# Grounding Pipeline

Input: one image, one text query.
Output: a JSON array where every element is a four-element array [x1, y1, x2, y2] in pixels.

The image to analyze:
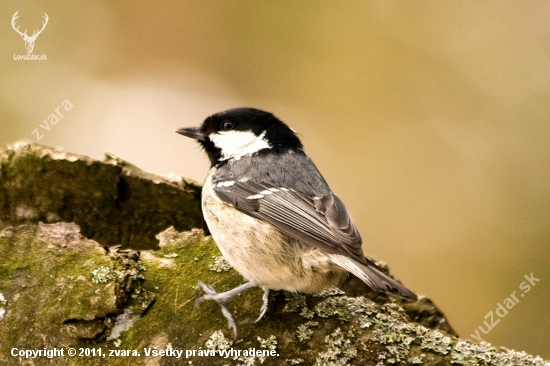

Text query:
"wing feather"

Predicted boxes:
[[215, 180, 365, 263], [327, 254, 418, 301]]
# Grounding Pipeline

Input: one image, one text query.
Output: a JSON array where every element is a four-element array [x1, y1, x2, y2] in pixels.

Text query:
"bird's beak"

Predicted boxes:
[[175, 126, 206, 141]]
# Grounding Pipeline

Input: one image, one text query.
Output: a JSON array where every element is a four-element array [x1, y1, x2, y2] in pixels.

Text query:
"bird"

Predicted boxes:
[[175, 108, 417, 338]]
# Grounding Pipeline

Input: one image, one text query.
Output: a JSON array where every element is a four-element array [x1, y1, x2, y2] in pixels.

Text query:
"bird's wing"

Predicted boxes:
[[214, 178, 418, 301], [214, 179, 366, 263]]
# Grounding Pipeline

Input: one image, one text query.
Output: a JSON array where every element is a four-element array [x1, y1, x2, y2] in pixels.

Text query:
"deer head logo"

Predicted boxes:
[[11, 11, 49, 54]]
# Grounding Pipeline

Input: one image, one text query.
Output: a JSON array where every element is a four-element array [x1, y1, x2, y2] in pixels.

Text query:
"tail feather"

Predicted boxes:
[[328, 254, 418, 301]]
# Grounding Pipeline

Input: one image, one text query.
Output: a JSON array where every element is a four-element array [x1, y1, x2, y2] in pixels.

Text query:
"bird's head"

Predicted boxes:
[[176, 108, 303, 166]]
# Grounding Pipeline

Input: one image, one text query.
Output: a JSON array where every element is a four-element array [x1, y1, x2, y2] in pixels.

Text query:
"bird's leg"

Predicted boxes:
[[254, 287, 270, 323], [195, 281, 256, 339]]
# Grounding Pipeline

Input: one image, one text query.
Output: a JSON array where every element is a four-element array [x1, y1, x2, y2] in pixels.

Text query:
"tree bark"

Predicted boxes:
[[0, 144, 548, 366]]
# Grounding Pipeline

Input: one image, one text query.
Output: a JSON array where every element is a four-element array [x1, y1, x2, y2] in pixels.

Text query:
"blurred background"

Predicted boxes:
[[1, 1, 549, 357]]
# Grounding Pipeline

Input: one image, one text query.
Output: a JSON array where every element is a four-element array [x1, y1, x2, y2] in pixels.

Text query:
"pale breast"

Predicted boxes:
[[201, 168, 347, 293]]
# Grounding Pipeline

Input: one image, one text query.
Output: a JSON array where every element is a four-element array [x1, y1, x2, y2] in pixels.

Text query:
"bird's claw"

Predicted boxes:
[[254, 287, 269, 324], [195, 281, 238, 339]]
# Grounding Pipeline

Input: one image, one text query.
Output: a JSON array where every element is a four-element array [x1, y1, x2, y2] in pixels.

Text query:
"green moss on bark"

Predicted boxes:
[[0, 145, 205, 250], [0, 144, 548, 365]]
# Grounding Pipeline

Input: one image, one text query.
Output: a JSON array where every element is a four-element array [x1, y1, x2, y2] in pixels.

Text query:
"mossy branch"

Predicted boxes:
[[0, 144, 548, 366]]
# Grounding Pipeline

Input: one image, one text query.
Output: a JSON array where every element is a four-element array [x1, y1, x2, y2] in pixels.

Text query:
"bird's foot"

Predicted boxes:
[[195, 281, 255, 340], [254, 287, 270, 323]]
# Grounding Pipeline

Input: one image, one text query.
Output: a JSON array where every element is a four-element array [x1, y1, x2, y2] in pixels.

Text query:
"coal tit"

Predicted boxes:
[[176, 108, 417, 337]]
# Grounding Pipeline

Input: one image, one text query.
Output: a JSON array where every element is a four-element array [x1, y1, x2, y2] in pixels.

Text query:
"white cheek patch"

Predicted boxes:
[[209, 130, 270, 160]]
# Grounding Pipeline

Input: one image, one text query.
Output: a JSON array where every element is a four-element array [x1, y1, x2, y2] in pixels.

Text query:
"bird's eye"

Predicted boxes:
[[220, 121, 234, 131]]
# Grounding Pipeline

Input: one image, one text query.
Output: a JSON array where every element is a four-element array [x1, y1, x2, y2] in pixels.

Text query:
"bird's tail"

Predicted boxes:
[[327, 254, 418, 301]]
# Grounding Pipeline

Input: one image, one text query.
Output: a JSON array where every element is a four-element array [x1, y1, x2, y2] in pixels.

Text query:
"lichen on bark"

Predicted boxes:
[[0, 144, 548, 366], [0, 222, 153, 365]]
